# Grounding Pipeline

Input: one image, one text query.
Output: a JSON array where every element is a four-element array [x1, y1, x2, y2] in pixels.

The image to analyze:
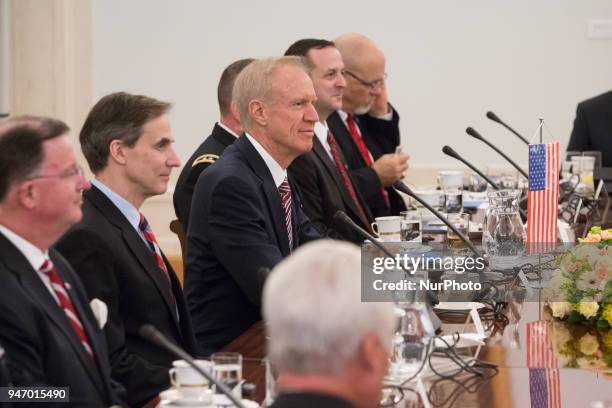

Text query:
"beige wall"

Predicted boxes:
[[9, 0, 182, 256]]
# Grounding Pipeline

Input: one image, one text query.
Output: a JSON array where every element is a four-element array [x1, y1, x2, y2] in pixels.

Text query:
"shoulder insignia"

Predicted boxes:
[[192, 154, 219, 167]]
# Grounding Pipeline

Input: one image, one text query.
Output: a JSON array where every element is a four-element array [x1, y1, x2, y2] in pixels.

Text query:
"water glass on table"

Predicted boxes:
[[211, 352, 243, 398], [446, 212, 470, 248], [400, 210, 422, 243]]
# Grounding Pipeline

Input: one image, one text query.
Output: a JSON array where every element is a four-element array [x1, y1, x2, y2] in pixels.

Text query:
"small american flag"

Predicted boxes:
[[527, 142, 559, 252], [527, 320, 561, 408]]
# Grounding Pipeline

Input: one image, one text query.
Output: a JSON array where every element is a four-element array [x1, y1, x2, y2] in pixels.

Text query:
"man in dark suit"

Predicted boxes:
[[0, 116, 124, 407], [328, 33, 409, 218], [55, 93, 196, 407], [285, 39, 372, 243], [263, 241, 396, 408], [173, 58, 254, 229], [567, 90, 612, 167], [185, 57, 321, 355]]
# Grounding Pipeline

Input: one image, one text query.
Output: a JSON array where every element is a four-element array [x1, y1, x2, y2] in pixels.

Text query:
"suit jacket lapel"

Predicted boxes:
[[0, 236, 107, 399], [235, 136, 291, 255], [85, 187, 181, 330]]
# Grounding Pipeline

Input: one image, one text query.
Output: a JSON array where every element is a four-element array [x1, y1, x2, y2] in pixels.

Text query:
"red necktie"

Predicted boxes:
[[326, 130, 371, 230], [139, 213, 171, 283], [40, 259, 94, 358], [138, 213, 177, 312], [345, 114, 391, 209], [278, 177, 293, 250]]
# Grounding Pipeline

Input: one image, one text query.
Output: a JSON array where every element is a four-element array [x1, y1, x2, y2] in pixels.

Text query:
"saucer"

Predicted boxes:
[[160, 389, 212, 407]]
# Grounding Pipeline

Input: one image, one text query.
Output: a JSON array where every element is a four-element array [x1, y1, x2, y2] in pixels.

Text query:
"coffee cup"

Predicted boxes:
[[371, 216, 402, 242], [169, 359, 213, 399], [437, 170, 463, 190]]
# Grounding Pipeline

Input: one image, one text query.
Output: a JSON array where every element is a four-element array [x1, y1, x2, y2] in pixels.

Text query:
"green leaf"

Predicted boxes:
[[597, 319, 610, 330], [568, 310, 584, 323]]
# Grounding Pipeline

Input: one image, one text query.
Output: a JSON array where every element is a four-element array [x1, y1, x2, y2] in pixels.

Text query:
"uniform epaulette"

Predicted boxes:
[[192, 153, 219, 167]]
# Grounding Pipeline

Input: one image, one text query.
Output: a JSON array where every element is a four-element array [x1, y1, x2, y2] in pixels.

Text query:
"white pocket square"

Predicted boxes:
[[89, 298, 108, 329]]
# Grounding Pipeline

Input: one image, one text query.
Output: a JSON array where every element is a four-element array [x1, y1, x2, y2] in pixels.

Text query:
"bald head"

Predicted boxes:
[[334, 33, 385, 76], [334, 33, 386, 115]]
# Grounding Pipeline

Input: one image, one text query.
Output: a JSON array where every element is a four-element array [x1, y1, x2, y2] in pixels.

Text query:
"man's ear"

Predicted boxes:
[[108, 139, 128, 166], [249, 99, 268, 127], [15, 181, 37, 210], [358, 333, 387, 373]]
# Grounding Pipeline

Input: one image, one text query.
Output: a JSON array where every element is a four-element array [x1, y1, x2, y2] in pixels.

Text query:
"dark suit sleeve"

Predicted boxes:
[[57, 230, 169, 404], [205, 175, 284, 305], [0, 299, 49, 387], [361, 104, 401, 154], [568, 102, 591, 152]]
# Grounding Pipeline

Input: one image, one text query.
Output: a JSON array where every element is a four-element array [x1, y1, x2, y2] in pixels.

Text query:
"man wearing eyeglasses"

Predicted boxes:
[[328, 33, 408, 218], [56, 93, 196, 407], [0, 116, 125, 407]]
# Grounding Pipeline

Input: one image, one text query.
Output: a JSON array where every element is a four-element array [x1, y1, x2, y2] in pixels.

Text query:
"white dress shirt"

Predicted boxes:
[[0, 224, 59, 304], [245, 133, 287, 188], [314, 121, 333, 161], [217, 121, 240, 138]]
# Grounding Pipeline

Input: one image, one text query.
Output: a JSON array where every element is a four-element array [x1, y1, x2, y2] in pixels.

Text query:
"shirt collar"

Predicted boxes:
[[314, 121, 328, 146], [217, 121, 240, 138], [245, 133, 287, 188], [91, 178, 141, 232], [0, 224, 48, 271]]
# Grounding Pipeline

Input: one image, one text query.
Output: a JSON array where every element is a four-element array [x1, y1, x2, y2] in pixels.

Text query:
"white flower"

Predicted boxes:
[[549, 301, 573, 318], [578, 333, 599, 355], [550, 322, 572, 352], [576, 270, 601, 291]]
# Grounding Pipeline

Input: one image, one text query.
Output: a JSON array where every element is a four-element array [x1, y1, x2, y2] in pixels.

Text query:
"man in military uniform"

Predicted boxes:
[[173, 58, 254, 229]]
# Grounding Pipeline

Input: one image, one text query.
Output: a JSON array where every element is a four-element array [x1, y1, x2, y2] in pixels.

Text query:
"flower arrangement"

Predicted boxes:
[[546, 226, 612, 330], [548, 320, 612, 375]]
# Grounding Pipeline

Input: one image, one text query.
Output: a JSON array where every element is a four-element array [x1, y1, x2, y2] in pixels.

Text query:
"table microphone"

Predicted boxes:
[[392, 181, 484, 261], [139, 325, 246, 408], [465, 127, 528, 179], [441, 146, 527, 220], [442, 145, 500, 190], [486, 111, 530, 145]]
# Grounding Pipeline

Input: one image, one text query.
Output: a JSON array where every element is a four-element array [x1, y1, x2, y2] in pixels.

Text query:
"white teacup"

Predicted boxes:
[[415, 190, 443, 208], [371, 216, 402, 242], [437, 170, 463, 190], [169, 359, 213, 399]]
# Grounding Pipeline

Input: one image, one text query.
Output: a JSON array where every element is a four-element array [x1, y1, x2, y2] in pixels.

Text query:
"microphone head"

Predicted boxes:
[[486, 111, 501, 123], [442, 145, 459, 159], [139, 324, 158, 340], [465, 127, 482, 140]]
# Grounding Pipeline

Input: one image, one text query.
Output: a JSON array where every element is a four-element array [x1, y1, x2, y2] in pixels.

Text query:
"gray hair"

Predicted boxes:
[[263, 240, 396, 375], [232, 56, 308, 129]]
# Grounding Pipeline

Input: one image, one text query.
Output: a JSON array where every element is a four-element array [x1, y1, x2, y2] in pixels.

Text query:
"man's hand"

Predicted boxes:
[[368, 84, 390, 117], [371, 152, 409, 186]]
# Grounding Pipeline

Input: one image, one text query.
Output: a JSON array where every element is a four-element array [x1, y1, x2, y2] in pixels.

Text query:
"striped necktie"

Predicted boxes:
[[278, 177, 293, 250], [40, 259, 94, 358], [138, 213, 171, 283]]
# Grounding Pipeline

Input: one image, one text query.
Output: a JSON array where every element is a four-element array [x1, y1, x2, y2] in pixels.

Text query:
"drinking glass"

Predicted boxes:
[[400, 210, 422, 243], [447, 213, 470, 248], [211, 352, 242, 397]]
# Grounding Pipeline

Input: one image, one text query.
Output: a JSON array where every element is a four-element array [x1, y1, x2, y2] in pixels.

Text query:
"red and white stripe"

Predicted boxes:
[[278, 177, 293, 250], [40, 259, 94, 357], [527, 142, 559, 253]]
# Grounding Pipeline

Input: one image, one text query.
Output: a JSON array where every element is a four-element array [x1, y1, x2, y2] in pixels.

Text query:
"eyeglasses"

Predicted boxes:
[[344, 70, 387, 90], [26, 165, 85, 181]]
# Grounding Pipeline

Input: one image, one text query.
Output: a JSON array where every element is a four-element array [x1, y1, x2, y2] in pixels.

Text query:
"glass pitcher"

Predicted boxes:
[[390, 302, 433, 378], [482, 189, 526, 271]]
